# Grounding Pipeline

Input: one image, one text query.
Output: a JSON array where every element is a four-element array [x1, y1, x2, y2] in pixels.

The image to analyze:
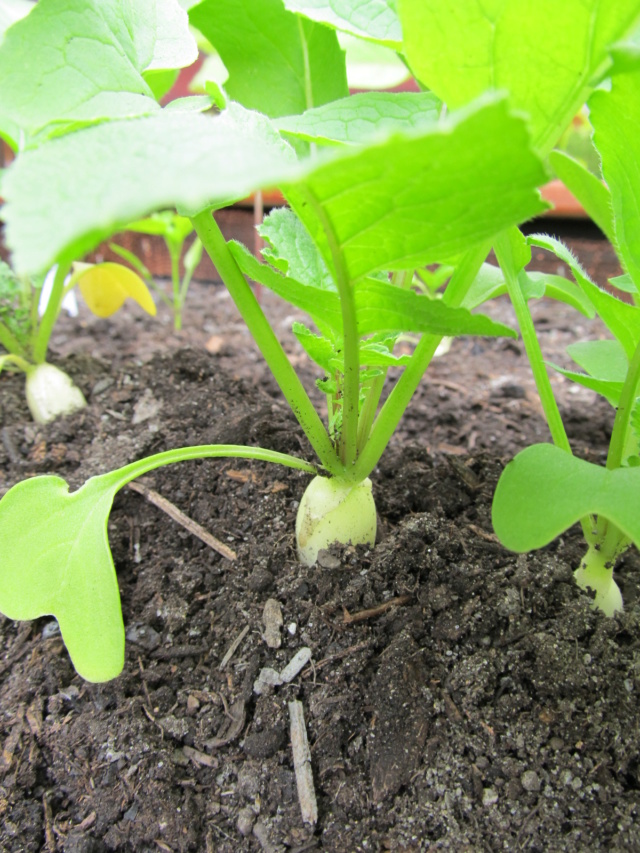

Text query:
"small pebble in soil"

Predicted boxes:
[[482, 788, 499, 806], [262, 598, 284, 649], [521, 770, 541, 792]]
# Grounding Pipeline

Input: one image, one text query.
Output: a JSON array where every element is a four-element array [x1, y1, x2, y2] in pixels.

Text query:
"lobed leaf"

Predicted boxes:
[[493, 443, 640, 552], [284, 94, 548, 281], [400, 0, 640, 155], [0, 0, 197, 148], [275, 92, 441, 146], [259, 207, 336, 291], [190, 0, 348, 118]]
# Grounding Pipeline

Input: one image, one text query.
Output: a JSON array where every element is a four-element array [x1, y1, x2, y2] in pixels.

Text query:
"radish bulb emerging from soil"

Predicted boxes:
[[295, 475, 376, 566], [25, 363, 87, 424]]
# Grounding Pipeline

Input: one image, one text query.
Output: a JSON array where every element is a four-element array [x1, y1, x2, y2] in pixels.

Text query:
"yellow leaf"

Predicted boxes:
[[76, 263, 156, 318]]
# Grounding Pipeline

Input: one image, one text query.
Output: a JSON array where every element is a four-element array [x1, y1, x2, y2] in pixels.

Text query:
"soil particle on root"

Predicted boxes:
[[1, 232, 640, 851]]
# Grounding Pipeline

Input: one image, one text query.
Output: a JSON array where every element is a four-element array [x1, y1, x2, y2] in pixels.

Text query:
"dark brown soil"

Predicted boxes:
[[1, 220, 640, 852]]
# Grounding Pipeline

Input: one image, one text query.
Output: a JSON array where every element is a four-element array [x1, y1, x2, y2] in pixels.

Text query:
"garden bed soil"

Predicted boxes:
[[1, 225, 640, 852]]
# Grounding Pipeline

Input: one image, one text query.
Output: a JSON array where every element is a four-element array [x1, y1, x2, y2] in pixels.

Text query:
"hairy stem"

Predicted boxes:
[[607, 338, 640, 470]]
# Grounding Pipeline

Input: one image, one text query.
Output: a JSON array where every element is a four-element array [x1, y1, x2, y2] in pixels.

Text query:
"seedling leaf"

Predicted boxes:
[[75, 263, 157, 318], [493, 443, 640, 552]]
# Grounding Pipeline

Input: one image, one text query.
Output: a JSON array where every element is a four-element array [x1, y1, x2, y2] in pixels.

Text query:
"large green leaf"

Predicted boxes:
[[275, 92, 441, 146], [590, 72, 640, 289], [493, 443, 640, 552], [282, 0, 402, 49], [190, 0, 347, 118], [0, 0, 197, 148], [284, 94, 548, 281], [400, 0, 640, 154], [2, 105, 298, 276]]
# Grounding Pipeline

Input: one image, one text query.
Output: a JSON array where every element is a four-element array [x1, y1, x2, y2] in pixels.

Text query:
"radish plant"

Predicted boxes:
[[0, 257, 156, 423], [493, 65, 640, 616], [0, 0, 638, 680]]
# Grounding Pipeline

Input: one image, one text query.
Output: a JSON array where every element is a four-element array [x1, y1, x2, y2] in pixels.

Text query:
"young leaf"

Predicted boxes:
[[282, 0, 402, 49], [400, 0, 640, 155], [493, 443, 640, 552], [2, 104, 298, 276], [352, 278, 517, 338], [292, 322, 337, 371], [229, 240, 343, 333], [259, 207, 336, 291], [546, 364, 624, 407], [590, 72, 640, 289], [548, 151, 616, 246], [284, 94, 548, 281], [567, 338, 629, 382], [0, 0, 197, 148], [275, 92, 441, 146], [74, 263, 157, 318], [190, 0, 348, 118], [0, 445, 316, 681], [528, 234, 640, 359]]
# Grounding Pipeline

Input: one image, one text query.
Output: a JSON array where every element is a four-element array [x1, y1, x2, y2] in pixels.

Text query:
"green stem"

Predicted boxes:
[[352, 241, 491, 483], [0, 319, 25, 358], [33, 262, 71, 364], [168, 239, 183, 330], [290, 186, 360, 468], [191, 209, 343, 478], [494, 233, 572, 453], [110, 443, 316, 491], [357, 372, 386, 452], [607, 338, 640, 470]]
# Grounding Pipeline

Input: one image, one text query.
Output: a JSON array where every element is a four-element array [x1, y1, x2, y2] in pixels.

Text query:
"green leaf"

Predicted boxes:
[[353, 278, 516, 338], [0, 444, 315, 681], [547, 363, 624, 407], [292, 321, 337, 371], [492, 443, 640, 552], [590, 73, 640, 290], [549, 151, 615, 245], [259, 207, 336, 291], [400, 0, 640, 155], [359, 339, 410, 368], [282, 0, 402, 48], [229, 240, 343, 332], [567, 338, 629, 382], [610, 273, 639, 295], [2, 105, 298, 276], [0, 0, 33, 41], [0, 475, 125, 682], [528, 233, 640, 359], [190, 0, 348, 118], [461, 265, 594, 317], [275, 92, 441, 146], [284, 94, 548, 281], [609, 22, 640, 75], [0, 0, 197, 148]]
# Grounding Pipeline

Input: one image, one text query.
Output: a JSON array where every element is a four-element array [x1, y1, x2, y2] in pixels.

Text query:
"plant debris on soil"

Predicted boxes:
[[1, 223, 639, 852]]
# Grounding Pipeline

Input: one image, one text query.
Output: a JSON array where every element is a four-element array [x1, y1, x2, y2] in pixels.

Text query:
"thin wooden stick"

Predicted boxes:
[[128, 481, 237, 561], [342, 594, 412, 624], [288, 700, 318, 826]]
